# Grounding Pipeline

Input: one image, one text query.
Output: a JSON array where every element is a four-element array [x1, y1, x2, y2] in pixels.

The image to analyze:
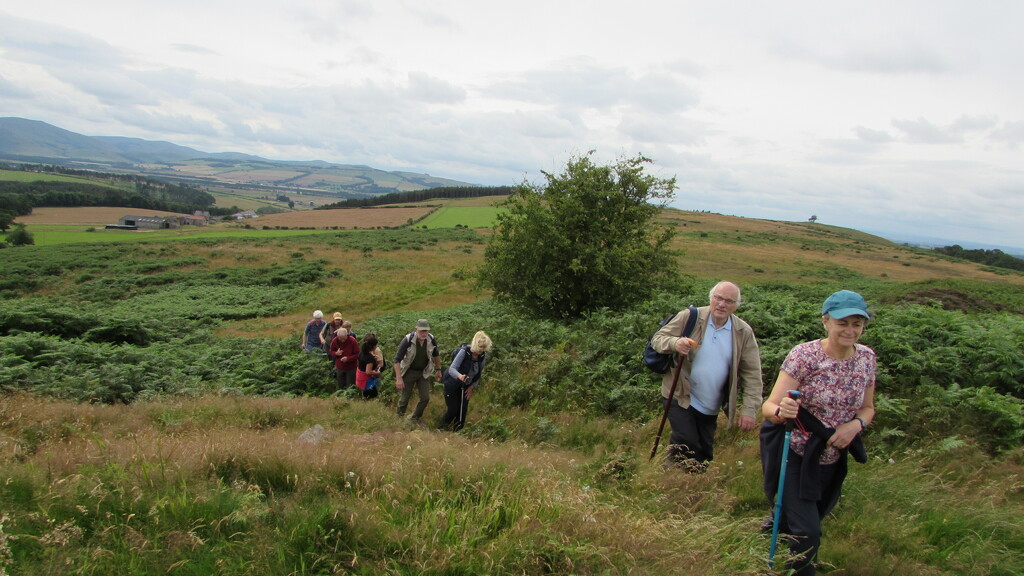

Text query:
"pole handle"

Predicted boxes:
[[784, 390, 801, 431]]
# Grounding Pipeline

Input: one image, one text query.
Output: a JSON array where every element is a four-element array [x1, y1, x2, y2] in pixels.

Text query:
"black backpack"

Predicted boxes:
[[642, 306, 699, 373], [450, 343, 470, 364]]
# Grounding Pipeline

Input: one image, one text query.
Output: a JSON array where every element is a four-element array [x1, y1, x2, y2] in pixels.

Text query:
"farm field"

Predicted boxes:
[[12, 206, 188, 225], [253, 206, 434, 229], [420, 204, 501, 229], [0, 169, 118, 186]]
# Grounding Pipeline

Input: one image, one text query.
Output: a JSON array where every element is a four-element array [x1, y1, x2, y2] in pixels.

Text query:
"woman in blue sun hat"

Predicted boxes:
[[760, 290, 877, 576]]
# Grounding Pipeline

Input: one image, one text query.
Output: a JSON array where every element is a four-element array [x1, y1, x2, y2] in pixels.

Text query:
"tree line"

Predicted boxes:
[[932, 244, 1024, 272], [0, 180, 215, 216], [317, 185, 512, 209]]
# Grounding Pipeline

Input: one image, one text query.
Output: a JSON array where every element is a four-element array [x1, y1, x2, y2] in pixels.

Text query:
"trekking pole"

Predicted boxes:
[[459, 382, 466, 431], [649, 355, 683, 461], [769, 390, 802, 568]]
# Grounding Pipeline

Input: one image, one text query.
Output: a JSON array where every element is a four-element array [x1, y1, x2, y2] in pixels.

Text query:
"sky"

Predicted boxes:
[[1, 1, 1022, 250]]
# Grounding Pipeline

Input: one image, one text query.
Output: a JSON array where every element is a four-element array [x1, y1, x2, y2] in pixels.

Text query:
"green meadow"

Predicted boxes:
[[0, 169, 116, 186], [419, 204, 501, 229]]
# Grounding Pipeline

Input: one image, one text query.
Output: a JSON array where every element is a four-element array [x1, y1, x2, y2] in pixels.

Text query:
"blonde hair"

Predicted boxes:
[[470, 331, 492, 354]]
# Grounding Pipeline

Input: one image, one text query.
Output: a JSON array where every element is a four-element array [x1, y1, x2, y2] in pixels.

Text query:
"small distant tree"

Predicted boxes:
[[480, 152, 679, 319], [0, 211, 13, 232], [808, 215, 819, 223], [7, 223, 34, 246]]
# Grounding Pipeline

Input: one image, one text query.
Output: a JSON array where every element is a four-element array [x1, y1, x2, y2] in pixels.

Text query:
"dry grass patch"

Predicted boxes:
[[244, 241, 485, 338], [214, 169, 300, 183], [661, 209, 1024, 286], [252, 207, 433, 229], [13, 207, 189, 226]]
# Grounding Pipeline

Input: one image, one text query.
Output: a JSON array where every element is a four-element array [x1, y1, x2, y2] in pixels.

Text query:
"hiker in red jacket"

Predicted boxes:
[[329, 327, 360, 392]]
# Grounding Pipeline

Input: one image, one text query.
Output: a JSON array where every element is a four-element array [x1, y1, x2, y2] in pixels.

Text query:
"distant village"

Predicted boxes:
[[106, 210, 258, 230]]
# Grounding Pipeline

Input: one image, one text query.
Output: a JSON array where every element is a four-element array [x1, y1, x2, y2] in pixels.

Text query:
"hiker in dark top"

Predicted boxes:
[[393, 319, 442, 426], [355, 333, 382, 400], [438, 331, 492, 431], [321, 312, 344, 357], [761, 290, 876, 576]]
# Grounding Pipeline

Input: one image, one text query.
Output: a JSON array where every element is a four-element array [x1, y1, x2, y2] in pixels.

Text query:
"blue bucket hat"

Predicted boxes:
[[821, 290, 871, 319]]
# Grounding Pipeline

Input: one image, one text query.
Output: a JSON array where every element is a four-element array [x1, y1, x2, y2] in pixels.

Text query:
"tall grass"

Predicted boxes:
[[1, 393, 1022, 575]]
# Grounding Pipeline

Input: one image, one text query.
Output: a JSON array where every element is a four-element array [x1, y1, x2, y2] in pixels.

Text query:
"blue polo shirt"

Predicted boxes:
[[690, 317, 733, 415]]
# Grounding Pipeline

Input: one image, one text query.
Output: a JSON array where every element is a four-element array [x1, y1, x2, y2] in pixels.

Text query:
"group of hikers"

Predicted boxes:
[[301, 313, 492, 432], [299, 281, 875, 575]]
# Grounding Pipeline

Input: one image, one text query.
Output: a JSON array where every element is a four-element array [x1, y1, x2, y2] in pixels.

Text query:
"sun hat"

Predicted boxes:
[[821, 290, 871, 319], [415, 319, 431, 331], [332, 312, 343, 321]]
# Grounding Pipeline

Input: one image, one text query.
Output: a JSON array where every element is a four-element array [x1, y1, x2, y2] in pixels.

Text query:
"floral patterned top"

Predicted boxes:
[[782, 340, 877, 464]]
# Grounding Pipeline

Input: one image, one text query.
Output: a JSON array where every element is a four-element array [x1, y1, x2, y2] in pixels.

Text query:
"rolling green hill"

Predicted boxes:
[[0, 117, 478, 199]]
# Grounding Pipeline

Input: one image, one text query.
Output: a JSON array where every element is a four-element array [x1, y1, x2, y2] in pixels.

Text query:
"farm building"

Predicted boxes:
[[118, 215, 182, 229], [187, 211, 211, 226]]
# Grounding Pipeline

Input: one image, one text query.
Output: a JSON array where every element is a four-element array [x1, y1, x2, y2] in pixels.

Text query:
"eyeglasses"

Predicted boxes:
[[712, 294, 738, 306]]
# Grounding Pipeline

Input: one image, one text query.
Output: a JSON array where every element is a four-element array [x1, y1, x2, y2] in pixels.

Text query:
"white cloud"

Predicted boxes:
[[0, 1, 1022, 250], [854, 126, 894, 144], [990, 121, 1024, 147], [891, 117, 964, 144]]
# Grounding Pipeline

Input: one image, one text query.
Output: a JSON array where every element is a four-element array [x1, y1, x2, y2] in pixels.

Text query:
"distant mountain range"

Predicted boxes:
[[0, 117, 476, 198], [864, 228, 1024, 258]]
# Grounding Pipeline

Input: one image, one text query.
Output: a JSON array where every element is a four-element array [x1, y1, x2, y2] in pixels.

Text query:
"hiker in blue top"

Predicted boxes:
[[438, 331, 492, 431], [301, 310, 327, 353], [650, 281, 763, 471]]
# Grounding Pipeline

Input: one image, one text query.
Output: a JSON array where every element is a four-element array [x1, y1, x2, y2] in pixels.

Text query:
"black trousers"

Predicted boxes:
[[438, 379, 469, 431], [779, 451, 840, 576], [666, 398, 719, 465]]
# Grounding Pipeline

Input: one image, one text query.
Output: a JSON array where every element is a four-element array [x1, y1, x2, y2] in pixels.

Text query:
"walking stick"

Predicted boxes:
[[769, 390, 802, 568], [649, 355, 683, 461], [459, 383, 466, 431]]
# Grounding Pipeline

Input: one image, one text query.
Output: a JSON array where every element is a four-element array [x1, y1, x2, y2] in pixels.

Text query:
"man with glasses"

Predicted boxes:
[[651, 281, 763, 470]]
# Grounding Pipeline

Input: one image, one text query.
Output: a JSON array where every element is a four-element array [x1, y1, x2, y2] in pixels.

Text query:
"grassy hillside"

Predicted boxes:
[[1, 209, 1022, 575], [0, 169, 118, 186]]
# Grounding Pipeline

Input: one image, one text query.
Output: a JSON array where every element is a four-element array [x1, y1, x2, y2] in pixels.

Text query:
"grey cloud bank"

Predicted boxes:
[[0, 1, 1022, 251]]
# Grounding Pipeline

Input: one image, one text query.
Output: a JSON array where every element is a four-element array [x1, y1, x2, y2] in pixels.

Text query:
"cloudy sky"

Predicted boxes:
[[2, 1, 1022, 250]]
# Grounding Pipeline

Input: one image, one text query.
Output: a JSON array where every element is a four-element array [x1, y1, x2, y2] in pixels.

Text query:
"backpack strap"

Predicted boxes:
[[394, 331, 415, 363], [682, 305, 699, 339]]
